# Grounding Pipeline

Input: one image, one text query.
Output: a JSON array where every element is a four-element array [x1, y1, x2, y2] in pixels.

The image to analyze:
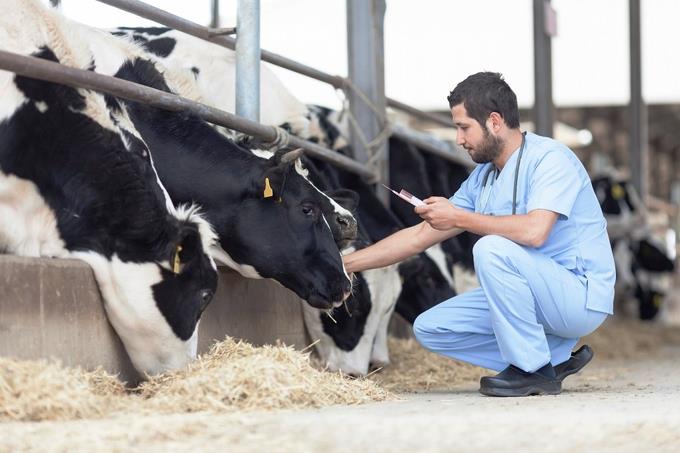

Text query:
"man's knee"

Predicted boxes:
[[472, 235, 518, 269], [413, 310, 434, 340]]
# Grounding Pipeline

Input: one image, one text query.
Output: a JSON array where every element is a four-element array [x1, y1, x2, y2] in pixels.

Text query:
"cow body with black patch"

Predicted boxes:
[[0, 0, 219, 376]]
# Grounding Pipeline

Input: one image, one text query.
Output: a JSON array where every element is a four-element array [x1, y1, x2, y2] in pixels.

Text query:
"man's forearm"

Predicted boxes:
[[457, 211, 550, 247], [343, 224, 423, 273], [343, 222, 462, 273]]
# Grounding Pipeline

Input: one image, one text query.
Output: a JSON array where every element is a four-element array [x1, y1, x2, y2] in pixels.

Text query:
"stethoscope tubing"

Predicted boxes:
[[481, 131, 527, 216]]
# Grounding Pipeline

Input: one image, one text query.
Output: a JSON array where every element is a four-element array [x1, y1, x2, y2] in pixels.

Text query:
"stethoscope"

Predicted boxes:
[[480, 131, 527, 215]]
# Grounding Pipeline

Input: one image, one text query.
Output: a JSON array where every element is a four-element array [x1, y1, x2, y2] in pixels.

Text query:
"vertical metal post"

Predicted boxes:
[[210, 0, 220, 28], [236, 0, 260, 121], [533, 0, 555, 137], [629, 0, 648, 202], [347, 0, 388, 201]]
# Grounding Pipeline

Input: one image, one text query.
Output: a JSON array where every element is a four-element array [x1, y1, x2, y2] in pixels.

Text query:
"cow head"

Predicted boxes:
[[73, 209, 219, 378], [207, 149, 352, 309]]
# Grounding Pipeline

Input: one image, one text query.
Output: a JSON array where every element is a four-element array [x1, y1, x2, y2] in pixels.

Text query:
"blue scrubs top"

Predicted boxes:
[[450, 132, 615, 314]]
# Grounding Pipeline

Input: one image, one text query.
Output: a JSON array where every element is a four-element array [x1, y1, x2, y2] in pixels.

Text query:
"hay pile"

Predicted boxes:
[[369, 338, 485, 392], [139, 338, 391, 413], [0, 358, 127, 422], [0, 337, 392, 422]]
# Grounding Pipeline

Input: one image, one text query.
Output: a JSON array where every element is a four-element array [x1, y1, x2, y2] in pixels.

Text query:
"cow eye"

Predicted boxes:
[[301, 204, 316, 217]]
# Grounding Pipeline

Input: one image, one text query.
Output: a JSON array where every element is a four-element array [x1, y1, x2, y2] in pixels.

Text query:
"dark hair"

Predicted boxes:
[[446, 72, 520, 129]]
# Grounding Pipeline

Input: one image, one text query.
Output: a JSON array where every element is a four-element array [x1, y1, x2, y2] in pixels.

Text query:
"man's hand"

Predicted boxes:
[[415, 197, 468, 230]]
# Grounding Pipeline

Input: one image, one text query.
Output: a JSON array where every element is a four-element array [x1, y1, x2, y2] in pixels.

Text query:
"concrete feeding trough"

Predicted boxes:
[[0, 255, 308, 383]]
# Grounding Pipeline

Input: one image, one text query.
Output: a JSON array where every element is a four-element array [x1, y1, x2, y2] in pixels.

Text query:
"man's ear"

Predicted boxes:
[[487, 112, 503, 133]]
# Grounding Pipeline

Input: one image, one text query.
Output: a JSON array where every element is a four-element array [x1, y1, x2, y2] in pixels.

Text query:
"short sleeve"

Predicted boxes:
[[449, 166, 483, 212], [526, 150, 582, 219]]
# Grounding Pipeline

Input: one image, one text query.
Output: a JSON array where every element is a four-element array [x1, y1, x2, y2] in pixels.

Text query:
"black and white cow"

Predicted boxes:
[[592, 173, 676, 320], [102, 58, 352, 309], [0, 0, 219, 375]]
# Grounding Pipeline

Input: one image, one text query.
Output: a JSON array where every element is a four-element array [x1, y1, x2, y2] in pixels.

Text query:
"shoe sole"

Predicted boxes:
[[479, 382, 562, 397]]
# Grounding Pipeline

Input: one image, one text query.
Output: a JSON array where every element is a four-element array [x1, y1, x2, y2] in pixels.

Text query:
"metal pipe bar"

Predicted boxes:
[[347, 0, 388, 195], [94, 0, 452, 128], [209, 0, 219, 28], [0, 50, 374, 179], [235, 0, 260, 121], [532, 0, 555, 137], [629, 0, 648, 202], [391, 124, 475, 169]]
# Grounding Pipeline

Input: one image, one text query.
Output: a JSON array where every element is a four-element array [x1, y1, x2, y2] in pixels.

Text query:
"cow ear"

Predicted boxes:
[[169, 224, 201, 274], [273, 147, 304, 166]]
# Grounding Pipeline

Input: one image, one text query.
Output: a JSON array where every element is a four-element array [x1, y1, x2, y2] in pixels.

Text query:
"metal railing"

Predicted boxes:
[[0, 50, 374, 179]]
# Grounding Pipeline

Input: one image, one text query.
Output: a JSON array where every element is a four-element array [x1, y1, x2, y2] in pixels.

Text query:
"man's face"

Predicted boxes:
[[451, 104, 503, 164]]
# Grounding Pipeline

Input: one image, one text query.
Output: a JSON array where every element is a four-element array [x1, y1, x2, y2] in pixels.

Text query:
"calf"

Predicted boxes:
[[0, 0, 218, 376]]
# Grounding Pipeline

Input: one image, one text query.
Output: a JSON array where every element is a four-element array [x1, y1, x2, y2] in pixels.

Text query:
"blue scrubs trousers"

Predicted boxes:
[[414, 235, 608, 373]]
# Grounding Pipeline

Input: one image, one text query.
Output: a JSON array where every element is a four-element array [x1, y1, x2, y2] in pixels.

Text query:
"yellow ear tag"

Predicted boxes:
[[611, 184, 625, 200], [263, 177, 274, 198], [173, 245, 182, 274]]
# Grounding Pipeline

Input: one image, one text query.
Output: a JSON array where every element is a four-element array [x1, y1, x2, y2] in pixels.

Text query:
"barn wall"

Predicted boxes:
[[0, 255, 309, 384]]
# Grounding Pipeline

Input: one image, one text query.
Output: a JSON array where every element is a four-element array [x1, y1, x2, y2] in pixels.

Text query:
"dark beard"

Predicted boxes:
[[470, 128, 504, 164]]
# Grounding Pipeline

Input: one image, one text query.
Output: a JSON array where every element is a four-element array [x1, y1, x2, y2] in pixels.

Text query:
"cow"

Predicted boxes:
[[592, 172, 676, 320], [108, 26, 358, 253], [101, 56, 352, 309], [0, 0, 219, 376]]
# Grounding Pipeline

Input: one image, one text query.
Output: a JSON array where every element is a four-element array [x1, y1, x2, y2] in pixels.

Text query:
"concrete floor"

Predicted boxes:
[[3, 346, 680, 452]]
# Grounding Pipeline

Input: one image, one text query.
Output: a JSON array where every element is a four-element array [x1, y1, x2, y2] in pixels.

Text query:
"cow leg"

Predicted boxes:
[[369, 300, 397, 370]]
